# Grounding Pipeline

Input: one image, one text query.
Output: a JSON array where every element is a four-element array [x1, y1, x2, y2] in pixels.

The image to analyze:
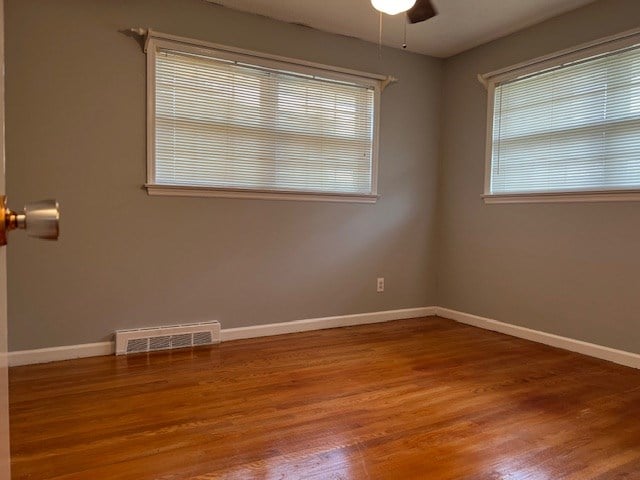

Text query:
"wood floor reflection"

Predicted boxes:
[[9, 317, 640, 479]]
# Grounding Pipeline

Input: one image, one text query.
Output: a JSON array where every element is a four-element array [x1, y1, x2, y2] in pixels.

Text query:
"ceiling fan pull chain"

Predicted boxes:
[[403, 19, 408, 49], [378, 12, 383, 59]]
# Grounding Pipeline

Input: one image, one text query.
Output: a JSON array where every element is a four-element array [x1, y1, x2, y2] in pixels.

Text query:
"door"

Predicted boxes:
[[0, 1, 60, 474], [0, 0, 10, 476]]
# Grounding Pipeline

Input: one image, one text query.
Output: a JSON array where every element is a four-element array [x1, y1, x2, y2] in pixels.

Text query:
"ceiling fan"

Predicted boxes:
[[371, 0, 437, 23]]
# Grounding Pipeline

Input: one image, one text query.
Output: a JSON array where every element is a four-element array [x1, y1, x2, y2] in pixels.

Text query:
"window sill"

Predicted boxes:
[[145, 184, 380, 203], [483, 189, 640, 204]]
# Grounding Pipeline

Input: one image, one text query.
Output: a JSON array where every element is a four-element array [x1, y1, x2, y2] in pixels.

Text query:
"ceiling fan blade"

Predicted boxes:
[[406, 0, 437, 24]]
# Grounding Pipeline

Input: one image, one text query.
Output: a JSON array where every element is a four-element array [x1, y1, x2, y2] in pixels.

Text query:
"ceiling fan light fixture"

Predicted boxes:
[[371, 0, 417, 16]]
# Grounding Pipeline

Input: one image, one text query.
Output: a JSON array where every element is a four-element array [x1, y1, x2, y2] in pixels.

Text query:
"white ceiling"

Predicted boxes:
[[209, 0, 598, 57]]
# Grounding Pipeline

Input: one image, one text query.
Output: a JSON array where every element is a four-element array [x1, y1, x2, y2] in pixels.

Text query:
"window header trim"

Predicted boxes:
[[478, 27, 640, 89], [132, 27, 397, 91]]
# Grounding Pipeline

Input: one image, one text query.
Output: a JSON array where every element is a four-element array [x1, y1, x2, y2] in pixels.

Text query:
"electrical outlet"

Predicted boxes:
[[377, 277, 384, 293]]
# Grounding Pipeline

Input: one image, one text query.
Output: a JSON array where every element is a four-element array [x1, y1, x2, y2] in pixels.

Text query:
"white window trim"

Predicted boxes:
[[479, 27, 640, 205], [137, 28, 395, 203], [145, 185, 379, 203]]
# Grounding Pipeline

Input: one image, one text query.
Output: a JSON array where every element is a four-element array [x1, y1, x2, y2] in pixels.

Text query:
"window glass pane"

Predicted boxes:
[[490, 44, 640, 194], [154, 48, 376, 195]]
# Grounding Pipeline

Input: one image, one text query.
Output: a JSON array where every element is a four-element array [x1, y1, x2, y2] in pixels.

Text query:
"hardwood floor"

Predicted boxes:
[[8, 316, 640, 479]]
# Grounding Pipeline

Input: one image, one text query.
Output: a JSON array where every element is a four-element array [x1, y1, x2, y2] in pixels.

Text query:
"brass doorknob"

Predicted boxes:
[[0, 195, 60, 245]]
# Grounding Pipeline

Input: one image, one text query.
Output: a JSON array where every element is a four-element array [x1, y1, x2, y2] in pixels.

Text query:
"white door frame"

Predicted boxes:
[[0, 0, 11, 476]]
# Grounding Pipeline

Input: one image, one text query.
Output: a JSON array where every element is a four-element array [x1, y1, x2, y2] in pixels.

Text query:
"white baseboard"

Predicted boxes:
[[220, 307, 437, 341], [9, 306, 639, 369], [8, 307, 436, 367], [8, 342, 115, 367], [435, 307, 640, 369]]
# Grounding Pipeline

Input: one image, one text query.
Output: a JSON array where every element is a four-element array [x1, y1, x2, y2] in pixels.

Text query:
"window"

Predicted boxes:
[[143, 31, 388, 203], [481, 29, 640, 203]]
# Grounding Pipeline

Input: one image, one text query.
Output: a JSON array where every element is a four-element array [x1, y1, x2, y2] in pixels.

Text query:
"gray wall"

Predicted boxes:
[[438, 0, 640, 353], [5, 0, 442, 350], [8, 0, 640, 355]]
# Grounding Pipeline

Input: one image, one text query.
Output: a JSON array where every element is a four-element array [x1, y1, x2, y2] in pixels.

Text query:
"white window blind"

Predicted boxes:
[[489, 43, 640, 196], [150, 44, 378, 199]]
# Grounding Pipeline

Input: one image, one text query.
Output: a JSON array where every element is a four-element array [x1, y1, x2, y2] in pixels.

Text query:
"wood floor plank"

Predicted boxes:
[[8, 317, 640, 479]]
